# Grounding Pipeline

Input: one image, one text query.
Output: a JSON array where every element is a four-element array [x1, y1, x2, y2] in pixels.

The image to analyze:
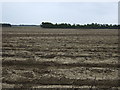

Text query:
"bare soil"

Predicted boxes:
[[2, 27, 119, 89]]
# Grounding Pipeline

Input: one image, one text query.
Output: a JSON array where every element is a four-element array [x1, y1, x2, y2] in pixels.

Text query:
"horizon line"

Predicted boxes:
[[0, 22, 119, 25]]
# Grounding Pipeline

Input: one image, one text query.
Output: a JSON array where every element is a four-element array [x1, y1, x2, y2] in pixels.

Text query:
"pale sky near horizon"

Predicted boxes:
[[2, 2, 118, 25]]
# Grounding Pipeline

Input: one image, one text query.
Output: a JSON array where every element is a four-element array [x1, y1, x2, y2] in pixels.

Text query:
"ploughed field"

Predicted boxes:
[[2, 27, 119, 89]]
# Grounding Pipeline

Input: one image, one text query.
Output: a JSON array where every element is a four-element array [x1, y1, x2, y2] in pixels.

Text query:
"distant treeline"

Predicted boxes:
[[0, 23, 12, 27], [41, 22, 119, 29], [0, 23, 38, 27], [1, 22, 119, 29], [19, 25, 37, 26]]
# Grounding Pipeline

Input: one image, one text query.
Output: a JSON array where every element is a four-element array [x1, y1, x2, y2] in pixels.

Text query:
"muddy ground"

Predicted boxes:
[[2, 27, 120, 89]]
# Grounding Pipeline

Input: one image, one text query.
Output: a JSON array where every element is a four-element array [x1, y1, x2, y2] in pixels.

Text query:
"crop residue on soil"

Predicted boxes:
[[2, 27, 119, 89]]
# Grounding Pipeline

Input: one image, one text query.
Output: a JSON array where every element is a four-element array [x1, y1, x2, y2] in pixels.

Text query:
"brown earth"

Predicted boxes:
[[2, 27, 120, 89]]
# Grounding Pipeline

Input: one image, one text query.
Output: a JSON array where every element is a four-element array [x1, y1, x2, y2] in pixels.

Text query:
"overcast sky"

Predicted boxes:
[[2, 2, 118, 25]]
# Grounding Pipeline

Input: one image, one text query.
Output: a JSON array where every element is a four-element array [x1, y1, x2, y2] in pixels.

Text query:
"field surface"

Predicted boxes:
[[2, 27, 119, 89]]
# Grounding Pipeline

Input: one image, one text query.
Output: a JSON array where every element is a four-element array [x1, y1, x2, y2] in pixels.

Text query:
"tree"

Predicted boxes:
[[0, 23, 12, 27], [40, 22, 118, 29]]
